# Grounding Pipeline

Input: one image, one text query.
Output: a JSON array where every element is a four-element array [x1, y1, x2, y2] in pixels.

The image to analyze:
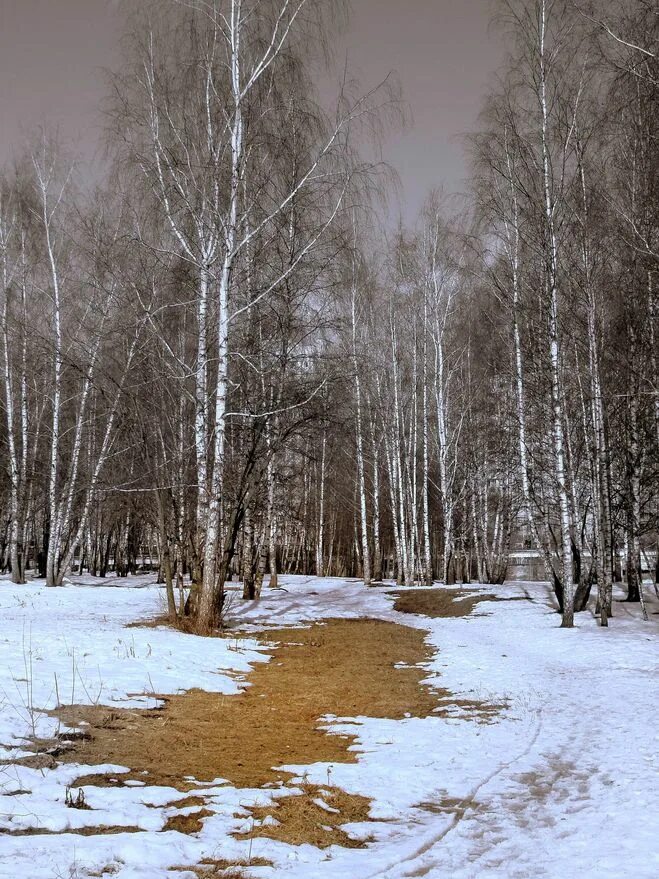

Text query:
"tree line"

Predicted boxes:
[[0, 0, 656, 630]]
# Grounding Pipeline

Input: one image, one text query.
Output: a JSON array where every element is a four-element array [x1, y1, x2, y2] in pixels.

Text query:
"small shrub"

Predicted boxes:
[[65, 786, 90, 810]]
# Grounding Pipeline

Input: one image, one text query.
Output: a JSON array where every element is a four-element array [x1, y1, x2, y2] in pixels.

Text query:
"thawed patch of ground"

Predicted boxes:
[[40, 617, 490, 849], [171, 858, 273, 878], [234, 784, 373, 849], [392, 587, 527, 618], [0, 574, 656, 879], [50, 619, 441, 786]]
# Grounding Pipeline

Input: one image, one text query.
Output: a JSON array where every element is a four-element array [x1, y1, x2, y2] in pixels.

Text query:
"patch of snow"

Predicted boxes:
[[312, 797, 340, 814], [0, 573, 656, 879]]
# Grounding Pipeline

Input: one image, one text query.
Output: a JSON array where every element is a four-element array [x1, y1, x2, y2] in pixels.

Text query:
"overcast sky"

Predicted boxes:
[[0, 0, 503, 221]]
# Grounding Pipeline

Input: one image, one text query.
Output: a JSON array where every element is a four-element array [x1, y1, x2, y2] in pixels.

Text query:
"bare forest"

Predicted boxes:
[[1, 0, 656, 629], [1, 2, 658, 877]]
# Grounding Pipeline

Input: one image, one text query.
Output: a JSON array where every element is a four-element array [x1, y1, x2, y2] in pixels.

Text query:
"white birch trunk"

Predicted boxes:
[[34, 161, 64, 588], [352, 275, 371, 584], [197, 1, 243, 628], [537, 0, 573, 624], [316, 429, 326, 577], [421, 296, 433, 586], [0, 199, 24, 583]]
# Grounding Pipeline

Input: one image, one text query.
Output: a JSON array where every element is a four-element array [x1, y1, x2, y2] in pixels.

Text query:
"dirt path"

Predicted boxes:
[[55, 619, 440, 788], [45, 616, 486, 851]]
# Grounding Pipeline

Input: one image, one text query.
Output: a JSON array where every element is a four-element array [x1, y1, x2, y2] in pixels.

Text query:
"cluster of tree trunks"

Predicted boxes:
[[0, 0, 656, 632]]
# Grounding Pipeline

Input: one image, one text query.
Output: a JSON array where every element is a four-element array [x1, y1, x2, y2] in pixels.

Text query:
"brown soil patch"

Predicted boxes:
[[392, 588, 500, 618]]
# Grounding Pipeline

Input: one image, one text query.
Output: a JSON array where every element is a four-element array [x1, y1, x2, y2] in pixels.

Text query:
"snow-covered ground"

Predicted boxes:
[[0, 573, 657, 879]]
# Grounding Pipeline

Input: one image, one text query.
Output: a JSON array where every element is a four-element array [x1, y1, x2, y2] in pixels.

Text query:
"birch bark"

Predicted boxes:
[[351, 266, 371, 584]]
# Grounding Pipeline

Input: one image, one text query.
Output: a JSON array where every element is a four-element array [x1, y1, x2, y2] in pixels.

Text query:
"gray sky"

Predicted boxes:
[[0, 0, 503, 219]]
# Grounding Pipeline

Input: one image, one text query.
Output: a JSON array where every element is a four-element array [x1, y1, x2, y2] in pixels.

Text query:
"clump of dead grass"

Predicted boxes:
[[0, 824, 141, 837], [234, 784, 372, 849], [171, 858, 272, 878], [164, 808, 214, 834], [392, 588, 500, 618]]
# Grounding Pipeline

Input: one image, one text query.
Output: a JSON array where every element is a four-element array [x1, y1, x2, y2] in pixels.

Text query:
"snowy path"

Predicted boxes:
[[260, 579, 658, 879], [0, 574, 657, 879]]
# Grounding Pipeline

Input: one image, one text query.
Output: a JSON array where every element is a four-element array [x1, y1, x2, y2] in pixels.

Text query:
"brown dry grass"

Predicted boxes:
[[171, 858, 272, 878], [163, 808, 215, 834], [54, 619, 441, 791], [0, 825, 140, 837], [38, 615, 501, 853], [392, 588, 500, 618], [235, 784, 372, 849]]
